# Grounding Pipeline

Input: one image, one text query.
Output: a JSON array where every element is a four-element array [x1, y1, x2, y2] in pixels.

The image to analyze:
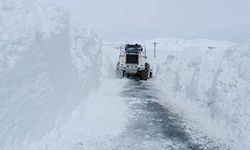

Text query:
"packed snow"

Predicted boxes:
[[0, 0, 250, 150]]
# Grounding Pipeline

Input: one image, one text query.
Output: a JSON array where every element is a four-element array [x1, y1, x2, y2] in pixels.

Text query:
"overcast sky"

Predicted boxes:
[[46, 0, 250, 41]]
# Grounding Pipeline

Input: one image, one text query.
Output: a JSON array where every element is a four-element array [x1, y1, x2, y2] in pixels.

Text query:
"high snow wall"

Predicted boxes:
[[0, 0, 101, 148], [155, 39, 250, 149]]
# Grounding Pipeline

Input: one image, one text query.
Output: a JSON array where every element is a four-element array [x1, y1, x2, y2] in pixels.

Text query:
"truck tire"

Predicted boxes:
[[150, 71, 153, 78], [122, 70, 126, 78], [140, 63, 150, 80]]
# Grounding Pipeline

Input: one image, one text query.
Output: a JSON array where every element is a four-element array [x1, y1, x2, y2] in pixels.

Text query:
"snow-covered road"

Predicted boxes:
[[99, 42, 232, 150], [110, 80, 226, 150]]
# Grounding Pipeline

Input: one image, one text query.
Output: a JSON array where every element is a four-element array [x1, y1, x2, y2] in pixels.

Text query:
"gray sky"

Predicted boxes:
[[46, 0, 250, 41]]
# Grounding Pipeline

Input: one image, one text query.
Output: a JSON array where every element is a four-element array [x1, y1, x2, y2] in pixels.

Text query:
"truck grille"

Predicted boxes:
[[126, 54, 138, 64]]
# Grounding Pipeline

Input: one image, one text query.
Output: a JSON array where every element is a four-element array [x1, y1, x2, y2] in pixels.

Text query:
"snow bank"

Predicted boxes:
[[28, 78, 128, 150], [0, 0, 101, 149], [155, 39, 250, 149], [25, 40, 129, 150]]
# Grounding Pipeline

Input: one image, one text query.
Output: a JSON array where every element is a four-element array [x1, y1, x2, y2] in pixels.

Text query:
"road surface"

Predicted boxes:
[[113, 80, 226, 150]]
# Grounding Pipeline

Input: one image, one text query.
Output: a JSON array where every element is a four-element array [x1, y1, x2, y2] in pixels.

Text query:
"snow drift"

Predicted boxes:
[[0, 0, 101, 149], [155, 39, 250, 149]]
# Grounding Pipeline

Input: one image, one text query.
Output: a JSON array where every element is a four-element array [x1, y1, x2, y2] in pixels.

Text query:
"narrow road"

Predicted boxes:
[[114, 80, 226, 150]]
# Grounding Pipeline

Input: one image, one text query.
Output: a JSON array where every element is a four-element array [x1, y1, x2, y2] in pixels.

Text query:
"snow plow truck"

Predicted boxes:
[[116, 44, 152, 80]]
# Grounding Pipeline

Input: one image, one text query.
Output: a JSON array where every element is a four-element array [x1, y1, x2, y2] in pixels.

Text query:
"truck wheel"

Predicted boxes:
[[140, 63, 150, 80], [150, 71, 153, 78], [122, 71, 124, 77]]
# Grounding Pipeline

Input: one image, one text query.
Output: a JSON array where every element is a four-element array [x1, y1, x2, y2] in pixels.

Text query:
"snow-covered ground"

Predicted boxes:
[[152, 39, 250, 149], [1, 0, 250, 150], [0, 0, 103, 149]]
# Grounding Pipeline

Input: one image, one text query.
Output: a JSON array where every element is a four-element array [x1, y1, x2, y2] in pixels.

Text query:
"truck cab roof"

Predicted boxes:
[[125, 44, 143, 53]]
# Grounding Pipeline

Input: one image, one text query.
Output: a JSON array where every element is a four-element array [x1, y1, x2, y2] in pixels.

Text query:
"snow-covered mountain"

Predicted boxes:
[[0, 0, 101, 149]]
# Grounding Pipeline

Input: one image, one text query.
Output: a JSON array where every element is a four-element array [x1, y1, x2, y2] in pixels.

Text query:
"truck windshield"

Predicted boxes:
[[125, 45, 142, 53], [126, 47, 137, 52]]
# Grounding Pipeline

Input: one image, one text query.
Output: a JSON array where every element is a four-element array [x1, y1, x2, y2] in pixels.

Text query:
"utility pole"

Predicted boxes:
[[153, 42, 157, 58]]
